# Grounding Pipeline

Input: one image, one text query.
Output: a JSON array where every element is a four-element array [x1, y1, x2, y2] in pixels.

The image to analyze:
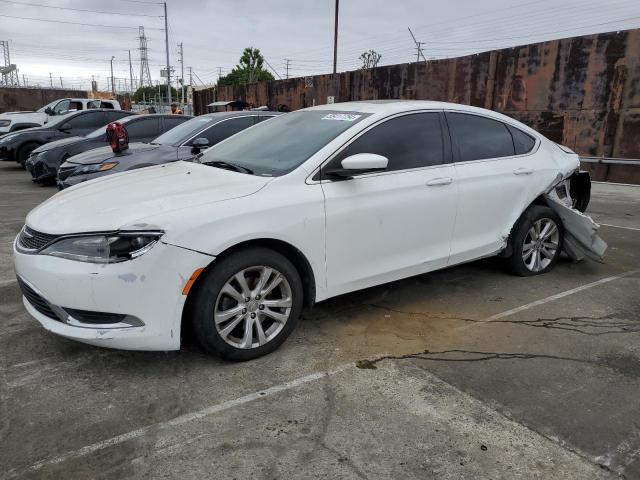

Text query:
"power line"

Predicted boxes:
[[0, 0, 162, 17], [0, 14, 162, 29]]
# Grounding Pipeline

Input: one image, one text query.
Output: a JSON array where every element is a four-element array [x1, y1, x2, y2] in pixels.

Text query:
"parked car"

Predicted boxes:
[[26, 114, 191, 184], [14, 101, 604, 361], [56, 111, 280, 189], [0, 98, 121, 134], [0, 109, 131, 167]]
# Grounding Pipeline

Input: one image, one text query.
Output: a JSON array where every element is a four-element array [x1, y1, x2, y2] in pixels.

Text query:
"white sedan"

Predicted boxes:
[[14, 101, 605, 360]]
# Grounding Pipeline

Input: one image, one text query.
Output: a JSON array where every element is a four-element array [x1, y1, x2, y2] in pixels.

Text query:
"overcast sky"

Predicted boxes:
[[1, 0, 639, 91]]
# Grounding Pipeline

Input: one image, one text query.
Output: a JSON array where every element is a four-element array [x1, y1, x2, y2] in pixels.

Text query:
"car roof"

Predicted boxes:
[[200, 111, 281, 119], [122, 113, 193, 121], [304, 100, 479, 114], [301, 100, 536, 133]]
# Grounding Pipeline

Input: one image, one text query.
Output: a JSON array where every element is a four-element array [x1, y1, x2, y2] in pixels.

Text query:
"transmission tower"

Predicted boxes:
[[0, 40, 19, 86], [138, 26, 152, 88]]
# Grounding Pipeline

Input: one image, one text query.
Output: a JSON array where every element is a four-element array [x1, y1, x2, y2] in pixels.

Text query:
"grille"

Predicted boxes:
[[18, 226, 60, 251], [17, 277, 60, 321]]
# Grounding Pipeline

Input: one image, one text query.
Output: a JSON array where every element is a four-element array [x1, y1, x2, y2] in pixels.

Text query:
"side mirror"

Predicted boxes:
[[58, 122, 72, 132], [191, 137, 209, 155], [45, 107, 54, 115], [324, 153, 388, 179]]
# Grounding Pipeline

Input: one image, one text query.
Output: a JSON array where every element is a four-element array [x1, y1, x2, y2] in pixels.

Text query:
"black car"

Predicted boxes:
[[0, 109, 133, 167], [57, 111, 280, 189], [26, 114, 191, 184]]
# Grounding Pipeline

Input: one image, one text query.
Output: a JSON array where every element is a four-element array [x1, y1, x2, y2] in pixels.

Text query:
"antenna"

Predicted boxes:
[[138, 26, 152, 87]]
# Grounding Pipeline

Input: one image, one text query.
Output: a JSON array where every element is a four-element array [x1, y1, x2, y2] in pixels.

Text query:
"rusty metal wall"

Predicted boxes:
[[195, 29, 640, 174], [0, 87, 88, 113], [0, 88, 134, 113]]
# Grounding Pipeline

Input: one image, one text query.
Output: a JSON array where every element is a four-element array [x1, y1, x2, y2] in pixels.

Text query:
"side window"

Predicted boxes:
[[100, 101, 115, 109], [125, 118, 160, 138], [196, 116, 255, 146], [507, 125, 535, 155], [446, 113, 515, 161], [330, 112, 444, 173], [67, 112, 107, 130], [52, 100, 70, 115], [163, 116, 188, 131], [106, 111, 132, 123], [68, 101, 83, 111]]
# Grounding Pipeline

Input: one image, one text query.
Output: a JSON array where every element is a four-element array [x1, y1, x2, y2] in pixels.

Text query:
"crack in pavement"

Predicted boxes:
[[362, 304, 640, 337], [355, 349, 640, 380]]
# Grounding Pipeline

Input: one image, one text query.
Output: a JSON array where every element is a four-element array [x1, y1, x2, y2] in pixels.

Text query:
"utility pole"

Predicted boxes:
[[178, 42, 184, 105], [22, 74, 26, 86], [128, 50, 134, 94], [49, 72, 53, 88], [163, 2, 171, 104], [408, 27, 427, 63], [60, 77, 63, 88], [110, 56, 115, 94], [284, 59, 291, 79], [333, 0, 339, 74], [217, 66, 223, 83]]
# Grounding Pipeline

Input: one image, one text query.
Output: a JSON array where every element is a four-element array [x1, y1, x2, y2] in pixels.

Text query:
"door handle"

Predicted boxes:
[[513, 168, 534, 175], [426, 177, 453, 186]]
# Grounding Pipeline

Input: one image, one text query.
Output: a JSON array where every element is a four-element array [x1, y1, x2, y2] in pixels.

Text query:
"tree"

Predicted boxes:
[[360, 50, 382, 69], [218, 47, 275, 86], [133, 85, 179, 103]]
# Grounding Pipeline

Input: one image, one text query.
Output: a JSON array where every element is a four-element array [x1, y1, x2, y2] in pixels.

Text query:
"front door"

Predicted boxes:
[[321, 112, 458, 297]]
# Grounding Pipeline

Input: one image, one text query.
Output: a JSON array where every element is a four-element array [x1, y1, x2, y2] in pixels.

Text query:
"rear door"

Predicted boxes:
[[445, 111, 538, 265], [321, 111, 458, 297]]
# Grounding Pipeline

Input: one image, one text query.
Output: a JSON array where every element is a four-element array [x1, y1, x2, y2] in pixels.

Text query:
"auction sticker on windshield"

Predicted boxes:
[[321, 113, 362, 122]]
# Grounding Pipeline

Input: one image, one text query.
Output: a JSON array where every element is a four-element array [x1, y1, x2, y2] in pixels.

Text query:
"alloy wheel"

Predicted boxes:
[[522, 218, 560, 272], [214, 266, 293, 349]]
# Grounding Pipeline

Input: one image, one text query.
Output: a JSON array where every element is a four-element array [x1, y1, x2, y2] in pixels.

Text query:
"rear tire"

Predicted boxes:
[[17, 142, 41, 169], [507, 205, 564, 276], [190, 248, 303, 361]]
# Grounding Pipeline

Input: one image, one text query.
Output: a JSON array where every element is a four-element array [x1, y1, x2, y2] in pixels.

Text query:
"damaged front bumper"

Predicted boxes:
[[545, 171, 607, 262]]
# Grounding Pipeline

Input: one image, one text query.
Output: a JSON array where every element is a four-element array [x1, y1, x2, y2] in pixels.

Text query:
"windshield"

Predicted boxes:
[[198, 110, 369, 176], [36, 100, 57, 113], [151, 116, 216, 146], [85, 115, 136, 139]]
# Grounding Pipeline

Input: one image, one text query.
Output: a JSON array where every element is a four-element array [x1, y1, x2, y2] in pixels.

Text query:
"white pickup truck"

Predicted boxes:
[[0, 98, 122, 134]]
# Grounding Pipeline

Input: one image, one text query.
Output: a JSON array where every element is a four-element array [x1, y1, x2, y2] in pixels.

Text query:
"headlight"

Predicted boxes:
[[74, 162, 119, 175], [40, 232, 162, 263]]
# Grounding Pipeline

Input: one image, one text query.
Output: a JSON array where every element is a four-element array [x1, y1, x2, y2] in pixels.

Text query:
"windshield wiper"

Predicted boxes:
[[202, 160, 254, 175]]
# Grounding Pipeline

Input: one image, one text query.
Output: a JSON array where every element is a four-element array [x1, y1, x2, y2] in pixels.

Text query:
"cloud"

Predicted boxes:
[[2, 0, 639, 90]]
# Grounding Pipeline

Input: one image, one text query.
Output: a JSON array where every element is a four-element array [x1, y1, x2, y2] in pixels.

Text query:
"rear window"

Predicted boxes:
[[447, 112, 515, 162], [507, 125, 536, 154]]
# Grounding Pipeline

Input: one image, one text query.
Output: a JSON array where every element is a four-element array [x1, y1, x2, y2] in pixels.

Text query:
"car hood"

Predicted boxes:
[[66, 142, 161, 165], [26, 161, 271, 234], [33, 136, 84, 153]]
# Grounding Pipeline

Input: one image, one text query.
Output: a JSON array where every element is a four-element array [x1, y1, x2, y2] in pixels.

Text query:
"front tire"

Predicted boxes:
[[507, 205, 564, 276], [191, 248, 303, 361], [17, 142, 41, 169]]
